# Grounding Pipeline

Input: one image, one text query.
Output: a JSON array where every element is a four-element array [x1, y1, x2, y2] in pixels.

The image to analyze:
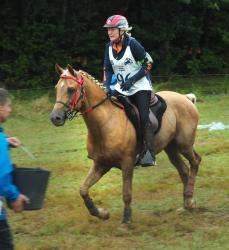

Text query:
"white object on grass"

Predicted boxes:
[[198, 122, 229, 131]]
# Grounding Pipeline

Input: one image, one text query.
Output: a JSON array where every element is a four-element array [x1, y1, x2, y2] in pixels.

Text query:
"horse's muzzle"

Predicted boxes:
[[50, 111, 66, 126]]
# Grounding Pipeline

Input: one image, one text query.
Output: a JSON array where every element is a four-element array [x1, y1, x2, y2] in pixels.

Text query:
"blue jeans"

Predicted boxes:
[[0, 220, 14, 250]]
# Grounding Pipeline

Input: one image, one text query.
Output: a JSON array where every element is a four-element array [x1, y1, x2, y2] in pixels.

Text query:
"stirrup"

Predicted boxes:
[[141, 150, 156, 167], [135, 150, 156, 167]]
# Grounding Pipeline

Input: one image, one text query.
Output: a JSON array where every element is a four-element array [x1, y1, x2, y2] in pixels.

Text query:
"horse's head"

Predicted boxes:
[[50, 64, 85, 126]]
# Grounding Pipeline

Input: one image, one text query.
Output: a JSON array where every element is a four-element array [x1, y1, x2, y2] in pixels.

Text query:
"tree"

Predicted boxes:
[[0, 0, 228, 88]]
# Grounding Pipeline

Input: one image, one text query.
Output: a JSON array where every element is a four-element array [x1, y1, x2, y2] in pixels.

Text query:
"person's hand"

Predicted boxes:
[[7, 137, 22, 148], [106, 88, 114, 97], [11, 194, 30, 212], [121, 79, 133, 91]]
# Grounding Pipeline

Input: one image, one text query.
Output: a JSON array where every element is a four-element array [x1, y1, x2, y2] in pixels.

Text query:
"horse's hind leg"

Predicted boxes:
[[165, 141, 189, 186], [165, 141, 190, 205], [179, 147, 201, 209]]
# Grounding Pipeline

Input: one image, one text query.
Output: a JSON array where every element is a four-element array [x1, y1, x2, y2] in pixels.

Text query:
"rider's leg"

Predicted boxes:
[[129, 90, 156, 166], [143, 121, 156, 164]]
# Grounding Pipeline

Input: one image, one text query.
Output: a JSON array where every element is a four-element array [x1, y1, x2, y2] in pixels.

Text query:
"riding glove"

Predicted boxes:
[[121, 79, 134, 91], [107, 88, 115, 97], [120, 64, 149, 91]]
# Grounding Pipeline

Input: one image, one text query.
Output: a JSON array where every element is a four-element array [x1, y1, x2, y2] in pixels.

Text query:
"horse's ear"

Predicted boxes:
[[67, 64, 76, 76], [55, 63, 64, 75]]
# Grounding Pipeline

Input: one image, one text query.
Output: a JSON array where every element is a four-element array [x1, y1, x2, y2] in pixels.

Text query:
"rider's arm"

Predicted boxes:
[[127, 38, 153, 84], [103, 43, 114, 91]]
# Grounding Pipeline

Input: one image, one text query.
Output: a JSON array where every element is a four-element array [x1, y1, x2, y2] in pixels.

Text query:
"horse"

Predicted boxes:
[[50, 64, 201, 226]]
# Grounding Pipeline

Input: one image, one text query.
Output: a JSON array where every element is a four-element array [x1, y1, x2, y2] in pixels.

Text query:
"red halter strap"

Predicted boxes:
[[60, 75, 84, 112], [58, 74, 109, 117], [60, 75, 84, 85]]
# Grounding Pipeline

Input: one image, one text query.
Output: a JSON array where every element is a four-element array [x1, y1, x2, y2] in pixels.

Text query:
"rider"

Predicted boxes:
[[103, 15, 157, 166]]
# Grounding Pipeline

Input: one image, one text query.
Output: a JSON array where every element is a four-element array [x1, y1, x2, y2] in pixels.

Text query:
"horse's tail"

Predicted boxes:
[[185, 93, 197, 104]]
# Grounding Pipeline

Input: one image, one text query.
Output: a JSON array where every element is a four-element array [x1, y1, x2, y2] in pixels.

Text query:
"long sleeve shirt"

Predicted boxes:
[[103, 34, 153, 90], [0, 127, 20, 220]]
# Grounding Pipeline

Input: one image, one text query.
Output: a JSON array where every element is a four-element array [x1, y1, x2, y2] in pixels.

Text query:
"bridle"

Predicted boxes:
[[55, 74, 109, 120], [55, 75, 84, 120]]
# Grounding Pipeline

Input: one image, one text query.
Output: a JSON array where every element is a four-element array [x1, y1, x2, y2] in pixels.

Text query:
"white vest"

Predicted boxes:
[[109, 43, 152, 96]]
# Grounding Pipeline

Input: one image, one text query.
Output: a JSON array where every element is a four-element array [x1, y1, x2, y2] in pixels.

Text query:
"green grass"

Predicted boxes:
[[3, 78, 229, 250]]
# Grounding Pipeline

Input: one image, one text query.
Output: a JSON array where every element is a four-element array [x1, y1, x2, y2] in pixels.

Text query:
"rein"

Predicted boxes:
[[81, 96, 109, 114], [56, 74, 109, 120]]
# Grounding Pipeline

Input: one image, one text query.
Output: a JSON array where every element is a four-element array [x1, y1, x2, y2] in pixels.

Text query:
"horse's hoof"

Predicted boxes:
[[184, 198, 196, 210], [97, 208, 110, 220], [117, 223, 131, 235], [176, 207, 186, 214]]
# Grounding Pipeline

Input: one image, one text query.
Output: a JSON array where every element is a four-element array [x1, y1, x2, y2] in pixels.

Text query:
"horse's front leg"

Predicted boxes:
[[121, 157, 134, 225], [80, 164, 110, 220]]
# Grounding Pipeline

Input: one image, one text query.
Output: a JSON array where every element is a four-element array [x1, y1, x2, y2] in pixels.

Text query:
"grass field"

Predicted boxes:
[[3, 77, 229, 250]]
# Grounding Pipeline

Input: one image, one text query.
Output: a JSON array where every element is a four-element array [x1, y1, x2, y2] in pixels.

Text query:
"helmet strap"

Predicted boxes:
[[114, 29, 125, 45]]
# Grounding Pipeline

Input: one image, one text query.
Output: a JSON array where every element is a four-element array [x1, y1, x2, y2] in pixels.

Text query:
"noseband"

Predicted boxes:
[[56, 74, 109, 120]]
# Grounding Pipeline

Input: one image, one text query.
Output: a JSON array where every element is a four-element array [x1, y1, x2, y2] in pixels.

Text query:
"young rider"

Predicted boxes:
[[103, 15, 157, 166]]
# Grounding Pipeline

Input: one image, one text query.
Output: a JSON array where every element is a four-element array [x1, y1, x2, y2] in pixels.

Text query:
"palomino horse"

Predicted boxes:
[[50, 64, 201, 226]]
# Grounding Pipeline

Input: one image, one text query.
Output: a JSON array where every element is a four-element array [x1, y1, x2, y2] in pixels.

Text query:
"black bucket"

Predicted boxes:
[[8, 167, 51, 210]]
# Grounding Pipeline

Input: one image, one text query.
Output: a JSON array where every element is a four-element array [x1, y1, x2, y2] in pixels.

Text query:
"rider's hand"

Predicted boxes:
[[121, 79, 133, 91], [7, 137, 22, 148], [106, 88, 114, 97], [11, 194, 30, 212]]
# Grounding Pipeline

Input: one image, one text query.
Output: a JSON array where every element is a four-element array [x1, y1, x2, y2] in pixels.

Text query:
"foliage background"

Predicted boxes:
[[0, 0, 229, 89]]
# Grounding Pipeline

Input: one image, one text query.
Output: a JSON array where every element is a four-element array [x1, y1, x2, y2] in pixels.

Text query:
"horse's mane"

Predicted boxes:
[[79, 70, 106, 90]]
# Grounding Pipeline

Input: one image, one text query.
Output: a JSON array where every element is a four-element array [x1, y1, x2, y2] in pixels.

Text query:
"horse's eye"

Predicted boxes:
[[67, 87, 75, 96]]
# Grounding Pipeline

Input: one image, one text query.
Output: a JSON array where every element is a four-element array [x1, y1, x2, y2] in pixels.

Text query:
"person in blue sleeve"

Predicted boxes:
[[0, 88, 29, 250], [103, 15, 158, 166]]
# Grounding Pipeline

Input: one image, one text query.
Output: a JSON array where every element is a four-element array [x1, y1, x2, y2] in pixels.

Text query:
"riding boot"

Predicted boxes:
[[140, 122, 156, 167]]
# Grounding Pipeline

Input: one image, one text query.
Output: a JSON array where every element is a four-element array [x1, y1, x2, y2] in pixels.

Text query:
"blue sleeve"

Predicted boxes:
[[129, 38, 146, 62], [0, 174, 20, 201], [128, 66, 147, 84], [0, 132, 20, 201], [103, 43, 114, 90], [127, 38, 152, 84]]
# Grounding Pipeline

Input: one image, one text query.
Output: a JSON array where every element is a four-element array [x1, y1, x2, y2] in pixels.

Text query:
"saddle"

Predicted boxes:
[[110, 93, 167, 143]]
